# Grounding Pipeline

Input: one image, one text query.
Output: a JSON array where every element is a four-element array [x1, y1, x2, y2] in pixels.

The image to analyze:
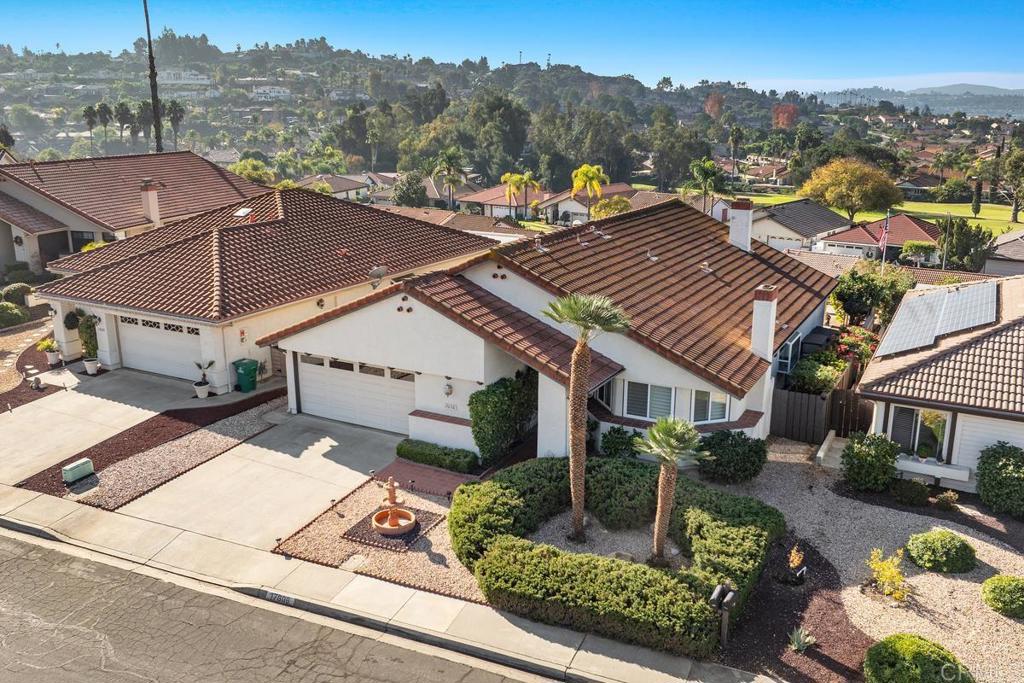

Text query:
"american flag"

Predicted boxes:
[[878, 210, 891, 253]]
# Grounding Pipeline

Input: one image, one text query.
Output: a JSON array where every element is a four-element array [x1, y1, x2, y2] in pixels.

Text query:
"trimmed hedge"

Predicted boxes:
[[981, 575, 1024, 618], [864, 633, 973, 683], [2, 282, 32, 306], [697, 430, 768, 483], [449, 458, 784, 656], [976, 441, 1024, 519], [467, 369, 537, 466], [395, 439, 478, 473], [599, 425, 642, 458], [0, 302, 29, 329], [841, 432, 899, 492], [906, 530, 976, 574]]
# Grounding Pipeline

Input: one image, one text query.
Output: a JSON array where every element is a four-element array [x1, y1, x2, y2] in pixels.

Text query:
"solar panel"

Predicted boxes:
[[876, 281, 998, 357]]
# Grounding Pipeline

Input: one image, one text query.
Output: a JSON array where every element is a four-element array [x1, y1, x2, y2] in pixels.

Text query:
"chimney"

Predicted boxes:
[[728, 199, 753, 252], [140, 178, 162, 227], [751, 284, 778, 361]]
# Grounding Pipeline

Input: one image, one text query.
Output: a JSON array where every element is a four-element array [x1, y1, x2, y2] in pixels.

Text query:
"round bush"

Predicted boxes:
[[976, 441, 1024, 519], [981, 575, 1024, 618], [891, 478, 930, 506], [697, 430, 768, 483], [599, 425, 641, 458], [2, 282, 32, 305], [864, 633, 973, 683], [906, 530, 976, 573], [0, 301, 29, 329], [841, 433, 899, 492]]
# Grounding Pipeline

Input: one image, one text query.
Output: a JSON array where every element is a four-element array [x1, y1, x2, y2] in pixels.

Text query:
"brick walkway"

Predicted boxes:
[[372, 458, 478, 498], [0, 319, 53, 393]]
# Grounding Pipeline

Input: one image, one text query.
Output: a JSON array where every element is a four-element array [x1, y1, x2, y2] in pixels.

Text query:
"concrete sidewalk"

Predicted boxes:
[[0, 485, 775, 683]]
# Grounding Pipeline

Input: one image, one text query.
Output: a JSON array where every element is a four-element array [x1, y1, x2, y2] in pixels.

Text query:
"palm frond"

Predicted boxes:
[[633, 417, 703, 465], [543, 293, 630, 337]]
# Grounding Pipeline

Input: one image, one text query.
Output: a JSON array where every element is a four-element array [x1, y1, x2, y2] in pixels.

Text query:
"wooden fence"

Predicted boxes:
[[770, 362, 873, 444]]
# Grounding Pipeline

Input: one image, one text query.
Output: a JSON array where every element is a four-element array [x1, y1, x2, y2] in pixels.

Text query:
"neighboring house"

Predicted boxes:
[[342, 172, 397, 190], [0, 148, 20, 165], [202, 148, 242, 167], [250, 85, 292, 102], [897, 174, 942, 201], [628, 191, 678, 211], [535, 182, 637, 225], [818, 214, 942, 263], [741, 163, 790, 186], [35, 189, 495, 395], [370, 174, 483, 209], [859, 277, 1024, 492], [458, 183, 554, 219], [371, 205, 531, 243], [157, 70, 212, 86], [784, 249, 994, 286], [297, 174, 369, 200], [256, 199, 834, 456], [751, 198, 852, 250], [0, 151, 267, 274], [984, 231, 1024, 276]]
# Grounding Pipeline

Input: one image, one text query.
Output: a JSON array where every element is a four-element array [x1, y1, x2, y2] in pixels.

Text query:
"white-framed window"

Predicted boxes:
[[888, 405, 949, 461], [358, 363, 385, 377], [390, 368, 415, 382], [299, 354, 324, 366], [594, 380, 614, 409], [329, 358, 353, 371], [624, 381, 674, 420], [776, 333, 802, 374], [692, 389, 729, 424]]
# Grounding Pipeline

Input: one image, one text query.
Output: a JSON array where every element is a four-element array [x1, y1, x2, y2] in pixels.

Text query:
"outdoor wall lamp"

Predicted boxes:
[[443, 383, 454, 397]]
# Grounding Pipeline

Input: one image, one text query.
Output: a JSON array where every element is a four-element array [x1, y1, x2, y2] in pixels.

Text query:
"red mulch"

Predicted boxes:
[[373, 458, 478, 498], [0, 337, 61, 412], [18, 386, 286, 495], [831, 480, 1024, 554], [721, 533, 874, 683]]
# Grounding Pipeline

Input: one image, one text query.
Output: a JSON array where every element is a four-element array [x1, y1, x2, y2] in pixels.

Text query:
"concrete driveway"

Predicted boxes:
[[0, 370, 192, 486], [120, 414, 401, 550]]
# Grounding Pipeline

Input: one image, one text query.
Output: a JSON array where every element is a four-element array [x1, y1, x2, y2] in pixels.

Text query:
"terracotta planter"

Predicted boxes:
[[83, 358, 99, 375], [193, 381, 210, 399], [44, 351, 60, 366]]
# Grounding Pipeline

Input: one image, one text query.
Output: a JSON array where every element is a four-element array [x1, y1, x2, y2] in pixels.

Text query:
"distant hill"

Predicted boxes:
[[907, 83, 1024, 96]]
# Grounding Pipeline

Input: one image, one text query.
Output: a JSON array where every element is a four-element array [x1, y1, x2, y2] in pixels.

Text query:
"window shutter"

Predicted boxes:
[[649, 386, 673, 418], [890, 407, 917, 452], [626, 382, 648, 417]]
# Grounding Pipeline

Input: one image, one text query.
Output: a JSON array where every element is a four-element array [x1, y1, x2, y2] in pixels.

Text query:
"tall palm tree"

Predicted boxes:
[[571, 163, 610, 221], [633, 417, 705, 562], [95, 102, 112, 144], [688, 157, 724, 214], [931, 150, 956, 184], [727, 125, 745, 180], [114, 101, 133, 142], [81, 105, 97, 151], [142, 0, 163, 152], [522, 170, 542, 220], [543, 294, 630, 541], [164, 100, 186, 150], [501, 171, 525, 219], [432, 147, 465, 210]]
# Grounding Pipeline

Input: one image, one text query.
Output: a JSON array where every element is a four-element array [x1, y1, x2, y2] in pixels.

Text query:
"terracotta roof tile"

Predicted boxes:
[[826, 214, 940, 247], [0, 191, 66, 234], [459, 183, 554, 207], [297, 174, 367, 193]]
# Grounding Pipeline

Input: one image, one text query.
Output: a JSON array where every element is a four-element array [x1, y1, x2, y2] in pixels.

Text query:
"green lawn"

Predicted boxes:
[[518, 220, 553, 232]]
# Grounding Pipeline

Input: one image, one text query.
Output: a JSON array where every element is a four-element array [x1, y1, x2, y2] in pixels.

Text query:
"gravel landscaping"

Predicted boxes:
[[528, 509, 686, 569], [275, 480, 484, 602], [716, 441, 1024, 683], [0, 334, 60, 408], [71, 396, 287, 509]]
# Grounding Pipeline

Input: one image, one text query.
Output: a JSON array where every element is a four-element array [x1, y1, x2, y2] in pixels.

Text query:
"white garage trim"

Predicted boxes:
[[296, 354, 415, 434], [952, 413, 1024, 471], [117, 315, 202, 381]]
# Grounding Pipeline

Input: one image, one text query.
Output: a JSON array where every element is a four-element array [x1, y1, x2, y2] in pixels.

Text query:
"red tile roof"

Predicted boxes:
[[494, 199, 837, 396], [826, 214, 941, 247], [297, 174, 367, 193], [0, 151, 267, 231], [258, 272, 623, 391], [37, 189, 494, 322], [536, 182, 637, 208], [369, 205, 531, 237], [783, 249, 995, 285], [0, 191, 66, 235], [458, 183, 554, 207]]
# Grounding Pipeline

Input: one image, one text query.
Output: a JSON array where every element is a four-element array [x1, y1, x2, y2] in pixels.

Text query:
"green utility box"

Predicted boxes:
[[232, 358, 259, 393]]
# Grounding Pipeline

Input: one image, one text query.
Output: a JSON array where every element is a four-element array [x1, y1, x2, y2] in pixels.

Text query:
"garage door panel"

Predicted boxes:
[[954, 414, 1024, 470], [118, 316, 202, 381], [298, 361, 415, 434]]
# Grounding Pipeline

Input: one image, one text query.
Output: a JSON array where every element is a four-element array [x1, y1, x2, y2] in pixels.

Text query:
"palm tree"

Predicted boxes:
[[164, 100, 186, 150], [136, 101, 155, 149], [932, 151, 956, 184], [727, 126, 745, 180], [142, 0, 163, 152], [81, 105, 97, 151], [95, 102, 112, 143], [501, 171, 525, 219], [522, 170, 542, 220], [114, 101, 133, 142], [432, 147, 465, 210], [543, 294, 630, 541], [688, 157, 724, 213], [571, 163, 610, 221], [633, 417, 705, 562]]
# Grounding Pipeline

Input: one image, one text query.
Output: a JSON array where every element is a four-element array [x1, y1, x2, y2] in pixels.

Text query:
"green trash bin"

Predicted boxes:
[[232, 358, 259, 393]]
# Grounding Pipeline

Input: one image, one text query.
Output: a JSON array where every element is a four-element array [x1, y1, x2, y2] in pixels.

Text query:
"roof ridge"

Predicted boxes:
[[2, 149, 193, 170], [209, 229, 226, 319]]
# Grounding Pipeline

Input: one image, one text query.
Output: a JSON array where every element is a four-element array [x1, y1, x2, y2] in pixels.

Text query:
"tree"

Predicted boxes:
[[1003, 148, 1024, 223], [143, 0, 164, 152], [501, 172, 525, 218], [365, 109, 390, 171], [799, 158, 902, 224], [571, 163, 610, 220], [521, 170, 541, 219], [136, 101, 155, 148], [632, 417, 704, 563], [833, 260, 915, 325], [164, 100, 186, 150], [936, 216, 994, 272], [930, 177, 970, 203], [591, 195, 633, 219], [35, 148, 62, 161], [686, 157, 724, 213], [971, 179, 982, 218], [543, 294, 629, 541], [900, 240, 936, 266], [432, 147, 465, 210], [392, 170, 429, 207], [114, 101, 134, 142], [931, 150, 957, 183], [703, 92, 724, 120], [727, 126, 745, 179], [772, 103, 799, 129], [81, 105, 97, 151], [655, 76, 673, 92], [0, 124, 14, 150], [227, 158, 275, 184], [95, 102, 112, 143]]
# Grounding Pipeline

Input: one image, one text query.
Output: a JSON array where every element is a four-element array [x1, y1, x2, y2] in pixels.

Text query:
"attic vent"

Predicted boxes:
[[233, 207, 253, 218], [699, 261, 713, 274], [646, 249, 658, 263]]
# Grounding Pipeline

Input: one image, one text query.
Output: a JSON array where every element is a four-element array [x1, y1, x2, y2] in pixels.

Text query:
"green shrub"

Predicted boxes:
[[864, 633, 973, 683], [789, 357, 842, 394], [4, 269, 37, 285], [600, 425, 641, 458], [906, 530, 976, 573], [585, 457, 657, 528], [934, 490, 959, 511], [0, 302, 29, 328], [976, 441, 1024, 519], [841, 432, 898, 492], [891, 478, 930, 506], [981, 575, 1024, 618], [76, 309, 99, 358], [395, 439, 477, 473], [698, 430, 768, 483], [2, 282, 32, 305], [467, 369, 537, 465]]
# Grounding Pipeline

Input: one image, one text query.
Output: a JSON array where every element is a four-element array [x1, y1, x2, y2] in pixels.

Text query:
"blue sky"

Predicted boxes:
[[9, 0, 1024, 91]]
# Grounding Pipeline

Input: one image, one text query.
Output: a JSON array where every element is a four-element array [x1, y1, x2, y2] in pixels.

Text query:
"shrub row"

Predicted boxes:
[[395, 439, 478, 474], [0, 301, 29, 329], [697, 430, 768, 483], [976, 441, 1024, 519], [449, 458, 784, 657]]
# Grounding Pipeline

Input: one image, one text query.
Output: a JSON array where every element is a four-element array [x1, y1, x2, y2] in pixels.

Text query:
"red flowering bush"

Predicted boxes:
[[837, 326, 878, 364]]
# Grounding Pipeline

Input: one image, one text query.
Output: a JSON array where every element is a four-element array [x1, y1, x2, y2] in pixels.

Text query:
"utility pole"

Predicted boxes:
[[942, 211, 950, 269], [143, 0, 163, 153]]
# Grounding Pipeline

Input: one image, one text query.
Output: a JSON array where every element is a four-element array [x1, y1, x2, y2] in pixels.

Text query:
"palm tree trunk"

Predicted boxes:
[[652, 462, 677, 559], [567, 336, 591, 540]]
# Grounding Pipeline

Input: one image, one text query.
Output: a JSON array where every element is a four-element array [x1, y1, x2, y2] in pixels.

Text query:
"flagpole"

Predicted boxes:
[[941, 211, 950, 270], [880, 208, 890, 275]]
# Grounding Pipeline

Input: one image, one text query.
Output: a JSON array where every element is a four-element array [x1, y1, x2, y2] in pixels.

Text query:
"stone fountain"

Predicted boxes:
[[372, 476, 417, 536]]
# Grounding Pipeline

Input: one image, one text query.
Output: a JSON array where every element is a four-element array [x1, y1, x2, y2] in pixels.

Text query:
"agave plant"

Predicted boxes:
[[788, 627, 817, 654]]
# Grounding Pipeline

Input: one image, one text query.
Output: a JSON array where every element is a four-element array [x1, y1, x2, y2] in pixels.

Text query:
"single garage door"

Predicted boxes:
[[767, 236, 803, 251], [118, 315, 202, 381], [953, 414, 1024, 470], [297, 355, 415, 434]]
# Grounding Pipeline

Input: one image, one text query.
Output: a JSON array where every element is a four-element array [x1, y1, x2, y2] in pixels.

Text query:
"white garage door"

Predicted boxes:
[[954, 414, 1024, 470], [118, 315, 202, 381], [298, 355, 415, 434], [767, 236, 802, 251]]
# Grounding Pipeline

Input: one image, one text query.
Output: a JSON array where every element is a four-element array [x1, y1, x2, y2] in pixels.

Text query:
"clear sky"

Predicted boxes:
[[9, 0, 1024, 91]]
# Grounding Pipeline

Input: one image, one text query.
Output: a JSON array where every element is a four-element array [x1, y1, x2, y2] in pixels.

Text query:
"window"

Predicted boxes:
[[163, 323, 184, 333], [70, 230, 95, 252], [692, 389, 729, 423], [299, 354, 324, 366], [776, 333, 802, 374], [119, 316, 138, 325], [390, 368, 415, 382], [890, 406, 948, 461], [625, 381, 674, 420], [329, 359, 354, 371], [594, 380, 613, 408], [358, 364, 385, 377], [141, 319, 160, 329]]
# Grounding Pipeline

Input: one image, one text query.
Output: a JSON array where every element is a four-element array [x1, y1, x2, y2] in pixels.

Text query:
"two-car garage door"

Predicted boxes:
[[297, 355, 415, 434], [118, 315, 202, 381]]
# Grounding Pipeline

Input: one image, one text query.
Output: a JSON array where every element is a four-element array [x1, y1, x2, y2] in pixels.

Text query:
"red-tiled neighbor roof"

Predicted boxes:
[[37, 189, 495, 322], [0, 191, 66, 234], [536, 182, 637, 208], [494, 199, 837, 397], [458, 183, 554, 207], [0, 151, 267, 231], [826, 214, 941, 247], [258, 272, 623, 391]]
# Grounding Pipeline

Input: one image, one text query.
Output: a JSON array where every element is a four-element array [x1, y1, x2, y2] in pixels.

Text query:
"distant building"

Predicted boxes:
[[158, 69, 212, 86], [984, 231, 1024, 276], [250, 85, 292, 102]]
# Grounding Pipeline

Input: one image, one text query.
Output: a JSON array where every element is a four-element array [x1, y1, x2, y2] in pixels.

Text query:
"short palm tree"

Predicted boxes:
[[543, 293, 630, 540], [95, 102, 112, 144], [114, 101, 134, 142], [432, 147, 465, 210], [501, 171, 526, 219], [522, 170, 541, 219], [688, 157, 724, 214], [81, 105, 97, 151], [165, 99, 186, 151], [727, 125, 745, 180], [571, 164, 610, 221], [633, 417, 705, 562]]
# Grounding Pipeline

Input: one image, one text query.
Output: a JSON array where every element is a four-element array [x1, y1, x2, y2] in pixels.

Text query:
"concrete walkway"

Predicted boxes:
[[0, 483, 775, 683]]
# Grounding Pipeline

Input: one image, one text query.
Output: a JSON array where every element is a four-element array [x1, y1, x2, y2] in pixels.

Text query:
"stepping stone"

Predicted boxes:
[[340, 554, 366, 571]]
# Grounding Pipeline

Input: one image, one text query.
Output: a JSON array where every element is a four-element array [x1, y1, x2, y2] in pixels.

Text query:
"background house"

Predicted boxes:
[[535, 182, 637, 225], [818, 214, 942, 262], [297, 174, 369, 200], [458, 183, 553, 219], [751, 198, 851, 250], [984, 231, 1024, 276]]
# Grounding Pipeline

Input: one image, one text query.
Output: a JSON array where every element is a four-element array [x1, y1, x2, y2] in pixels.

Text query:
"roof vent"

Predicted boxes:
[[699, 261, 713, 274], [577, 235, 590, 248], [646, 249, 658, 262], [368, 265, 389, 289], [233, 207, 253, 218], [534, 236, 548, 254]]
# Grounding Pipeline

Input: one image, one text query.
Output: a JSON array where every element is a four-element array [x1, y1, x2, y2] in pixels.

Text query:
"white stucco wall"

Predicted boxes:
[[752, 217, 810, 249], [409, 415, 477, 452], [537, 373, 568, 457]]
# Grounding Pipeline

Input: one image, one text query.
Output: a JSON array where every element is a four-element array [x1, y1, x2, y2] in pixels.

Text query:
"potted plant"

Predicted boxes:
[[36, 338, 60, 365], [76, 310, 100, 375], [194, 360, 214, 398]]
